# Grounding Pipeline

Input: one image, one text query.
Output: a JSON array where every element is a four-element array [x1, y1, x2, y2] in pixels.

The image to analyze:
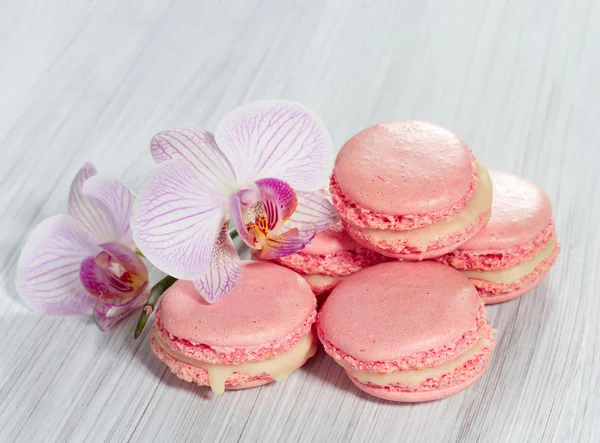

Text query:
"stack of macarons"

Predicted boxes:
[[273, 222, 389, 302], [150, 120, 559, 403], [330, 121, 494, 260], [329, 120, 558, 302]]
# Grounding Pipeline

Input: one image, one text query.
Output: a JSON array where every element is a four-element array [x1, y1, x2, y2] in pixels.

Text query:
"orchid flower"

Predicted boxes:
[[16, 164, 148, 330], [131, 100, 337, 303]]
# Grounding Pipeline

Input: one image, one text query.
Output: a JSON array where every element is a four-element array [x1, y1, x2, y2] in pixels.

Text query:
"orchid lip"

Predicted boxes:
[[229, 177, 300, 252], [93, 281, 149, 330], [80, 242, 148, 303]]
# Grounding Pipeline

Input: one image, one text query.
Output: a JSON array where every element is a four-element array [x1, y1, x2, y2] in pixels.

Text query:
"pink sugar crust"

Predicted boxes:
[[348, 358, 489, 402], [150, 335, 314, 391], [343, 212, 489, 260], [331, 169, 477, 231], [276, 248, 390, 276], [331, 121, 478, 230], [472, 242, 560, 304], [437, 221, 556, 271], [348, 325, 494, 392], [155, 308, 316, 365], [156, 262, 317, 364], [459, 171, 553, 251], [319, 303, 488, 373], [301, 222, 359, 255], [317, 261, 484, 372]]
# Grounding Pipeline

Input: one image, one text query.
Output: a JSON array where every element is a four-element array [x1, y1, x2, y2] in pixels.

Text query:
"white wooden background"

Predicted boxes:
[[1, 1, 598, 442]]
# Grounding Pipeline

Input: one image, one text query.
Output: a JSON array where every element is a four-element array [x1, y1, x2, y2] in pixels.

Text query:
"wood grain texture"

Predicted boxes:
[[1, 1, 599, 442]]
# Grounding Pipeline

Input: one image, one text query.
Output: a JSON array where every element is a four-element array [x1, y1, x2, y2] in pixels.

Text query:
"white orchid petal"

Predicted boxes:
[[193, 222, 243, 303], [259, 228, 314, 260], [151, 127, 236, 193], [68, 163, 114, 243], [284, 190, 338, 236], [131, 160, 227, 280], [82, 176, 136, 248], [215, 100, 333, 190], [16, 215, 100, 315]]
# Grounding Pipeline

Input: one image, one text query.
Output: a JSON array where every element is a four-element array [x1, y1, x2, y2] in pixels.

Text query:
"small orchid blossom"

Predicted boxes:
[[132, 100, 337, 303], [16, 164, 148, 330]]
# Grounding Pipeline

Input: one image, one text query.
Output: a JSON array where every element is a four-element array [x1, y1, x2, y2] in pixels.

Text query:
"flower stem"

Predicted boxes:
[[134, 275, 177, 339], [228, 228, 239, 240]]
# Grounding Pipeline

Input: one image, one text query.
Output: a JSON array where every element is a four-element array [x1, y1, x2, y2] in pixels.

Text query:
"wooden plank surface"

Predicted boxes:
[[1, 1, 598, 442]]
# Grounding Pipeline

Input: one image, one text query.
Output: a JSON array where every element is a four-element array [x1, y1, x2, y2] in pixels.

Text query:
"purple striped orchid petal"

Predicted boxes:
[[229, 192, 256, 248], [215, 101, 334, 191], [151, 127, 237, 194], [131, 159, 228, 280], [259, 228, 315, 260], [16, 215, 100, 315], [193, 222, 242, 303], [68, 163, 114, 243], [255, 178, 298, 232], [284, 190, 338, 236], [82, 176, 136, 249]]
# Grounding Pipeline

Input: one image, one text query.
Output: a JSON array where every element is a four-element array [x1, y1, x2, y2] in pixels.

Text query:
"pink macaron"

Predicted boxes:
[[150, 261, 317, 394], [274, 222, 390, 301], [437, 171, 560, 304], [318, 261, 496, 402], [330, 121, 493, 260]]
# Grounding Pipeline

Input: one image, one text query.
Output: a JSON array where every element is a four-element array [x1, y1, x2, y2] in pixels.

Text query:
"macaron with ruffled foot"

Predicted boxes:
[[330, 121, 493, 260], [318, 261, 496, 402], [150, 261, 317, 394], [437, 171, 559, 304]]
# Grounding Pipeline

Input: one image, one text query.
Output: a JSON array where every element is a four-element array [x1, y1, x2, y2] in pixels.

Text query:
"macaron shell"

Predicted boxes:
[[347, 360, 489, 402], [460, 171, 553, 251], [333, 121, 475, 215], [479, 274, 545, 304], [301, 222, 359, 255], [151, 335, 276, 390], [472, 241, 559, 303], [345, 212, 488, 260], [276, 247, 390, 276], [151, 330, 318, 392], [159, 261, 315, 348], [437, 221, 556, 272], [319, 261, 480, 365]]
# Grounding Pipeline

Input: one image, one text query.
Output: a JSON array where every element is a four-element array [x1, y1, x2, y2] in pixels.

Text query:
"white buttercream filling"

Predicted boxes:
[[153, 331, 316, 395], [462, 239, 557, 284], [342, 326, 492, 386], [303, 274, 344, 286], [355, 161, 493, 250]]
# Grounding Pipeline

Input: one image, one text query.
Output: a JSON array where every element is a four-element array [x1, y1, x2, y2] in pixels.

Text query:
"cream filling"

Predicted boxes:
[[342, 326, 492, 386], [462, 239, 557, 284], [303, 274, 344, 286], [355, 161, 493, 250], [153, 331, 316, 395]]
